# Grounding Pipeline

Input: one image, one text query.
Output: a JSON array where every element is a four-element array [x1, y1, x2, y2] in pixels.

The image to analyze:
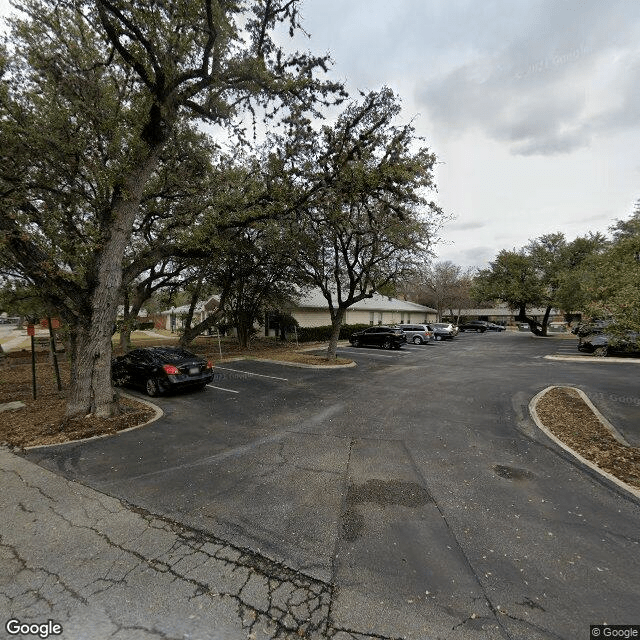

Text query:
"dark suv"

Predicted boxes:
[[349, 326, 406, 349], [458, 320, 488, 333], [577, 331, 640, 357]]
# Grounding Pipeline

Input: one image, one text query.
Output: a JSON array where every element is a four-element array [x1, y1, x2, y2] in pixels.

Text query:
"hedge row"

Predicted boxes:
[[296, 323, 370, 342]]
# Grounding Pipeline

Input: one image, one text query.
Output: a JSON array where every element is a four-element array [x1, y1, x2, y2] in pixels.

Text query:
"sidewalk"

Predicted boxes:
[[0, 448, 332, 640]]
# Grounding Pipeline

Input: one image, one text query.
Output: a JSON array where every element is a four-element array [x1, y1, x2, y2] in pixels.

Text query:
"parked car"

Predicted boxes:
[[349, 326, 406, 349], [392, 323, 433, 344], [457, 320, 488, 333], [572, 319, 610, 337], [577, 331, 640, 357], [112, 347, 214, 396], [431, 322, 457, 340], [485, 322, 506, 332]]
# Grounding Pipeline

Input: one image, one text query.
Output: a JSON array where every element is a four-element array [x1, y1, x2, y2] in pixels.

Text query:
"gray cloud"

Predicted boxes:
[[436, 244, 497, 269], [414, 0, 640, 156], [447, 220, 486, 231]]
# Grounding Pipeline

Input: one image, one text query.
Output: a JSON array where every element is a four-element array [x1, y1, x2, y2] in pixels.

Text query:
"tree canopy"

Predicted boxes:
[[1, 0, 343, 417], [473, 232, 604, 335], [280, 89, 443, 357]]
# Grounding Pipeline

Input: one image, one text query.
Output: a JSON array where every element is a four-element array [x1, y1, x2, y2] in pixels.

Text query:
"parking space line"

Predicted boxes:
[[206, 384, 240, 394], [213, 366, 288, 381]]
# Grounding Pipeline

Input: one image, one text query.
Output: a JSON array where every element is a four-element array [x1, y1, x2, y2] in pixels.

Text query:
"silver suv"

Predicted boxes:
[[393, 324, 433, 345]]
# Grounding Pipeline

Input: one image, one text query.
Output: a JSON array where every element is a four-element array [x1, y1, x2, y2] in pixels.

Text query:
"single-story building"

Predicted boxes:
[[452, 303, 565, 326], [290, 289, 437, 328], [158, 295, 219, 332]]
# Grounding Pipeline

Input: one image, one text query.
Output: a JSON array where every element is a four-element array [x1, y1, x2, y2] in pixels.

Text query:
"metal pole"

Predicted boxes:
[[48, 316, 62, 391], [30, 333, 37, 400], [217, 330, 223, 360]]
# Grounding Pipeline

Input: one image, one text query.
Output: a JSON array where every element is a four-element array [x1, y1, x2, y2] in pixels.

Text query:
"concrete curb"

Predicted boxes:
[[238, 356, 356, 369], [529, 386, 640, 499], [25, 392, 164, 451], [545, 355, 640, 364]]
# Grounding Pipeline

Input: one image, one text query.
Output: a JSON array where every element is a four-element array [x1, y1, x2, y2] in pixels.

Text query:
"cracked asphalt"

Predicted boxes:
[[3, 331, 640, 639]]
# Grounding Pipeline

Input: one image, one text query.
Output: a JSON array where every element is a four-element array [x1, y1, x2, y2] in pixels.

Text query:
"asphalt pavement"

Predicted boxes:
[[2, 331, 640, 639]]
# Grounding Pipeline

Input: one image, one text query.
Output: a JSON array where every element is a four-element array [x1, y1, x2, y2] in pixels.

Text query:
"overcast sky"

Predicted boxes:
[[2, 1, 639, 269], [290, 0, 640, 268]]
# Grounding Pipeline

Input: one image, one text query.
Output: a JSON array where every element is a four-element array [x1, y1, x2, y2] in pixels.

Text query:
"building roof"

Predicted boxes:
[[295, 289, 436, 313], [159, 295, 219, 316], [458, 306, 562, 316]]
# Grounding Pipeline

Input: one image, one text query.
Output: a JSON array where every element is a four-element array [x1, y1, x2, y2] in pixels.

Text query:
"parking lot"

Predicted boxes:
[[21, 330, 640, 639]]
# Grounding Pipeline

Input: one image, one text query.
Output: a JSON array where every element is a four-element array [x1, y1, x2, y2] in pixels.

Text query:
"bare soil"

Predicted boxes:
[[0, 338, 348, 448], [536, 387, 640, 490]]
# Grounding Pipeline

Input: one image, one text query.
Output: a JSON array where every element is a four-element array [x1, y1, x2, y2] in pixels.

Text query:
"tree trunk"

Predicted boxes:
[[540, 305, 552, 336], [516, 305, 545, 336], [179, 311, 222, 347], [326, 308, 346, 360], [65, 147, 163, 418], [237, 321, 251, 349], [119, 294, 136, 353]]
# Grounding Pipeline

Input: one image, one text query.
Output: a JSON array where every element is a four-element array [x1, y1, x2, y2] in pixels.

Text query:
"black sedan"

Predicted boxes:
[[457, 320, 488, 332], [349, 326, 406, 349], [577, 332, 640, 357], [112, 347, 214, 396]]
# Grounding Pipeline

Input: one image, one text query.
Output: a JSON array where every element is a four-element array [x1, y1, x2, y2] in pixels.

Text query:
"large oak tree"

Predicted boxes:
[[1, 0, 341, 418]]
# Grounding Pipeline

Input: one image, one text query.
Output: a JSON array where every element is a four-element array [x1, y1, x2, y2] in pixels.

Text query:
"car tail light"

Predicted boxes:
[[163, 364, 180, 375], [206, 360, 213, 369]]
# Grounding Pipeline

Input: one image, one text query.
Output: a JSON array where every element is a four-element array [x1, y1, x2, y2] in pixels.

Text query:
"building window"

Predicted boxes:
[[369, 312, 374, 325], [378, 312, 383, 325]]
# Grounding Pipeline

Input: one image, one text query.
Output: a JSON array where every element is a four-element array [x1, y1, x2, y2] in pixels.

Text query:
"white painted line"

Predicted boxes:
[[206, 384, 240, 394], [213, 366, 288, 381]]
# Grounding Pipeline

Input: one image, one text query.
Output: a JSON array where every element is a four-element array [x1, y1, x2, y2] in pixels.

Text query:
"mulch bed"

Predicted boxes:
[[535, 386, 640, 490]]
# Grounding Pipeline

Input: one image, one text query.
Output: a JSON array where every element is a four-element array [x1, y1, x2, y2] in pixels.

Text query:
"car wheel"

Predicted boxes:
[[435, 335, 442, 341], [593, 346, 608, 357], [356, 339, 362, 348], [145, 377, 160, 397], [412, 336, 423, 345], [382, 338, 393, 350]]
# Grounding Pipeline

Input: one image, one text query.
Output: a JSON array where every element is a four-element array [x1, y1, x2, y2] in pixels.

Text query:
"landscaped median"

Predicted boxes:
[[530, 386, 640, 498], [0, 337, 353, 448]]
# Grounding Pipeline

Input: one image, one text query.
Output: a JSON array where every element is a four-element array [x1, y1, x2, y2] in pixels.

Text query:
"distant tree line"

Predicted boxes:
[[470, 203, 640, 337]]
